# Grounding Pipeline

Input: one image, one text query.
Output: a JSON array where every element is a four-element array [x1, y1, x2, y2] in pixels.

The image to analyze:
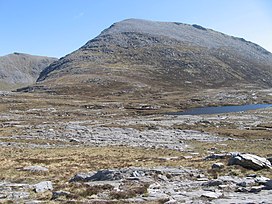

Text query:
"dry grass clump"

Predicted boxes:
[[56, 183, 114, 199]]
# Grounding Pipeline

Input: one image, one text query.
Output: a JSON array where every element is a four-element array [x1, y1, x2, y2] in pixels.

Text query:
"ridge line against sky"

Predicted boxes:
[[0, 0, 272, 58]]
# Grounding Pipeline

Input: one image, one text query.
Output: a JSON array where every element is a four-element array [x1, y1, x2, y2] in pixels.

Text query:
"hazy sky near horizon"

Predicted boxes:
[[1, 0, 272, 58]]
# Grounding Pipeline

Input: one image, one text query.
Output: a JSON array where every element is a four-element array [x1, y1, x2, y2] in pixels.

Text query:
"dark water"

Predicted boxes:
[[168, 104, 272, 115]]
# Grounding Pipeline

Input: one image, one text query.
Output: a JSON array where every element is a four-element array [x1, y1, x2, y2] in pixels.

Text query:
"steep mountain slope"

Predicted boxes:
[[0, 53, 57, 90], [37, 19, 272, 96]]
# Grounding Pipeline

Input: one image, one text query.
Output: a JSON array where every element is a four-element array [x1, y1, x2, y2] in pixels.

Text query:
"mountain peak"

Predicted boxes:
[[36, 19, 272, 95], [101, 19, 191, 37]]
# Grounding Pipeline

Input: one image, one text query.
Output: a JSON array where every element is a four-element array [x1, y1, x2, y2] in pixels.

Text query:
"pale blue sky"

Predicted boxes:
[[1, 0, 271, 58]]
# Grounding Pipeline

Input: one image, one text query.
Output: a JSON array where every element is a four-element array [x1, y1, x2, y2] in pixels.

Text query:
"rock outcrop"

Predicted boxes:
[[228, 153, 272, 170]]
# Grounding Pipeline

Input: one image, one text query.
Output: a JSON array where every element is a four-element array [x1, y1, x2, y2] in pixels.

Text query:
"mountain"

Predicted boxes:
[[0, 52, 57, 90], [36, 19, 272, 96]]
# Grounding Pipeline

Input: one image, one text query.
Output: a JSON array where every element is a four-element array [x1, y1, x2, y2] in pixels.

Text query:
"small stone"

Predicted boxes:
[[25, 201, 45, 204], [184, 155, 193, 159], [34, 181, 53, 193], [212, 163, 224, 170], [201, 191, 222, 199], [69, 138, 80, 143], [197, 174, 206, 178], [23, 166, 48, 172], [132, 170, 141, 177]]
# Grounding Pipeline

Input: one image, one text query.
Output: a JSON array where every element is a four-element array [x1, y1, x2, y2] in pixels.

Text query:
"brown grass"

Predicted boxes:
[[0, 146, 187, 184]]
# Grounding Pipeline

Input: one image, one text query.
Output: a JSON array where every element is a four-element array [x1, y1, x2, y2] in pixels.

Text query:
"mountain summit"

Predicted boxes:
[[0, 53, 57, 90], [37, 19, 272, 95]]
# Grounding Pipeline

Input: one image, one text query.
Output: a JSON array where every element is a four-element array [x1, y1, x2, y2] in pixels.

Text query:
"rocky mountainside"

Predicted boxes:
[[37, 19, 272, 96], [0, 53, 57, 90]]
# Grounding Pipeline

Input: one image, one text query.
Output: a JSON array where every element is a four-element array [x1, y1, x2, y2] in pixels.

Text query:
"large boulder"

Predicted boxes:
[[228, 153, 272, 170]]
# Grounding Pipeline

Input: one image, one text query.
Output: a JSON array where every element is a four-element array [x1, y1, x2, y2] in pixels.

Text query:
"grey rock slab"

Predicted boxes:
[[202, 179, 224, 187], [34, 181, 53, 193], [264, 180, 272, 190], [84, 169, 123, 181], [212, 190, 272, 204], [228, 153, 272, 170]]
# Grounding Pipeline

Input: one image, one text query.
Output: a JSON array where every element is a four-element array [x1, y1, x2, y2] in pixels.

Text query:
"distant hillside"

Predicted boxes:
[[0, 53, 57, 90], [36, 19, 272, 96]]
